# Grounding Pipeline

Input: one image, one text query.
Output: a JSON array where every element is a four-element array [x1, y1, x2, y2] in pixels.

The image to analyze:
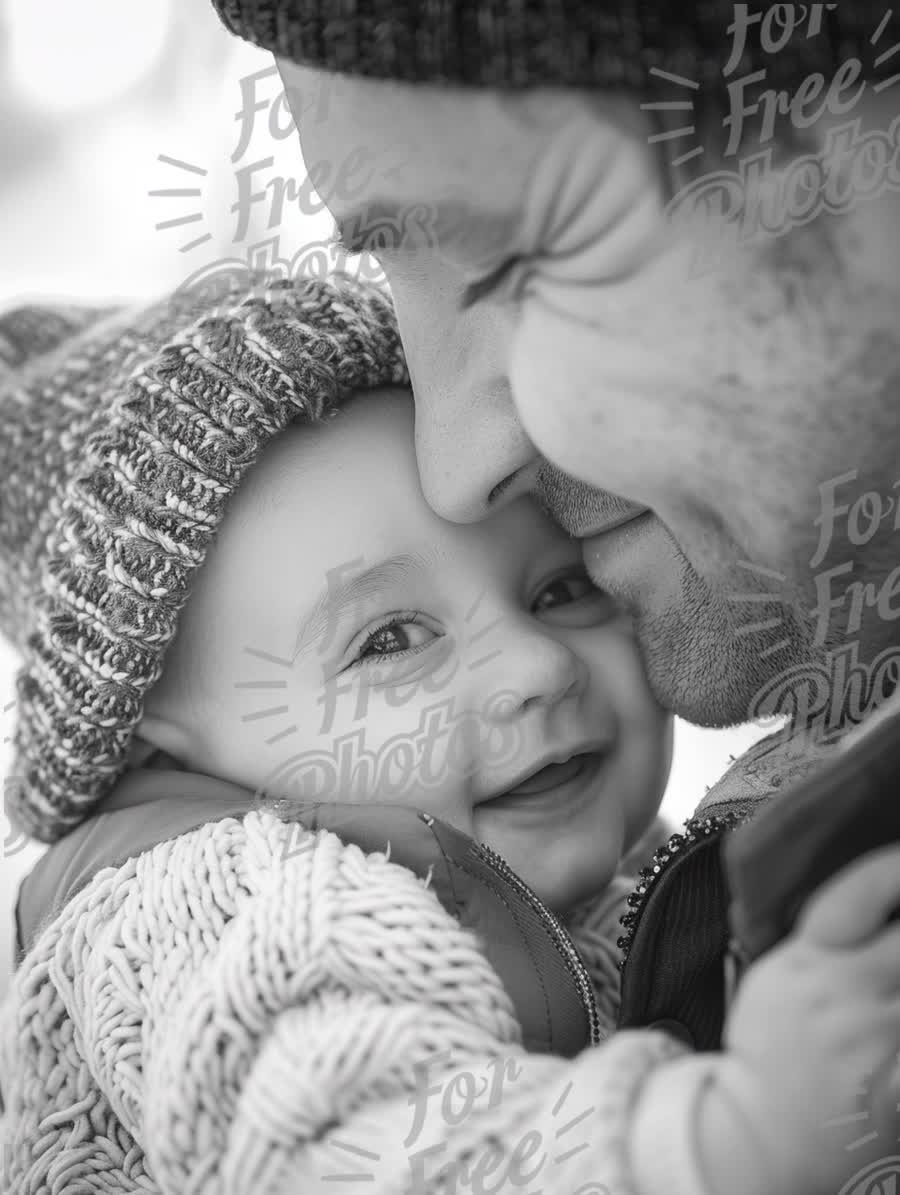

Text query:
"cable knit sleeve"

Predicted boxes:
[[0, 809, 712, 1195]]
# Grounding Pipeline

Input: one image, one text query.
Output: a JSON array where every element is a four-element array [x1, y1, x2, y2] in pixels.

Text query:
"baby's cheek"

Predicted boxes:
[[348, 693, 491, 818], [592, 632, 673, 830], [588, 621, 657, 714]]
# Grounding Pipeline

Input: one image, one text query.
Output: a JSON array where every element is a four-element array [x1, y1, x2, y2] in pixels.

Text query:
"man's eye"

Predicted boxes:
[[460, 257, 528, 311], [353, 615, 437, 663]]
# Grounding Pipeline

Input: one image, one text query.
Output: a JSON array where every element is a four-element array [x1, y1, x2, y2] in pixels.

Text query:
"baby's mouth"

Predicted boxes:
[[483, 747, 610, 810], [505, 755, 588, 795]]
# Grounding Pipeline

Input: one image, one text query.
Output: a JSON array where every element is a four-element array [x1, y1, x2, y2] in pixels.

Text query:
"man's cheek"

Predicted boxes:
[[506, 305, 589, 477], [509, 292, 673, 509]]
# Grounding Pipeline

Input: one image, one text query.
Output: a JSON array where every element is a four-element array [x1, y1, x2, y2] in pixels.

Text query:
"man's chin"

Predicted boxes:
[[641, 650, 753, 727], [630, 602, 811, 729], [646, 665, 755, 729]]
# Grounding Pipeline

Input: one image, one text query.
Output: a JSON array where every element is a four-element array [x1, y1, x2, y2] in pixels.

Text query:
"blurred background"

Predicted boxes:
[[0, 0, 768, 1000]]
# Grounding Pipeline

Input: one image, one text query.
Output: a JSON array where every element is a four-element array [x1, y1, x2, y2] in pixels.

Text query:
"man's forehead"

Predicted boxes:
[[277, 58, 569, 243], [277, 56, 549, 155]]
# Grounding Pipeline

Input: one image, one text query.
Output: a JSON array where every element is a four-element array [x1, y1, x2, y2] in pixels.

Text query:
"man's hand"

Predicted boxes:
[[719, 845, 900, 1193]]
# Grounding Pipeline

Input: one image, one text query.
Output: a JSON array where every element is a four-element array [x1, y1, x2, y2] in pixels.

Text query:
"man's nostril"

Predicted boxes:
[[487, 470, 521, 506]]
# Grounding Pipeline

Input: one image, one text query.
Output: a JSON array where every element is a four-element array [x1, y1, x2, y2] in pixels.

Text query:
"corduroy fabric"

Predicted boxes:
[[0, 273, 408, 844], [209, 0, 900, 101]]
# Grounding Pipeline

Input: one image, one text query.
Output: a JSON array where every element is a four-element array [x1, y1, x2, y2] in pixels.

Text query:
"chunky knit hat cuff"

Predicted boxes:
[[211, 1, 898, 95], [215, 0, 656, 89], [0, 273, 407, 844]]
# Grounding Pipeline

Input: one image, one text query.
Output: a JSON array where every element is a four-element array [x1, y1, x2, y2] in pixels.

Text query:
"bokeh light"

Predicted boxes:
[[7, 0, 173, 115]]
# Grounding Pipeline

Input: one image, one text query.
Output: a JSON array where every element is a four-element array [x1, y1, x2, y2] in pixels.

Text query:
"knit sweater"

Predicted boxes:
[[0, 759, 709, 1195]]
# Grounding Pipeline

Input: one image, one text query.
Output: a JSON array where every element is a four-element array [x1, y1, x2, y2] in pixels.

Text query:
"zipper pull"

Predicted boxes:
[[723, 934, 750, 1012]]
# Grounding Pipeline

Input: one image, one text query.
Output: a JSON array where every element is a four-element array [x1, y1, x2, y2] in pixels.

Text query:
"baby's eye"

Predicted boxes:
[[532, 570, 596, 612], [531, 568, 621, 626], [354, 615, 437, 663]]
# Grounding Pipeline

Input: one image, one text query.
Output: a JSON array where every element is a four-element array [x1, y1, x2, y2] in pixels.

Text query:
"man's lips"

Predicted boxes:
[[579, 508, 651, 539], [581, 510, 655, 584], [551, 504, 649, 539]]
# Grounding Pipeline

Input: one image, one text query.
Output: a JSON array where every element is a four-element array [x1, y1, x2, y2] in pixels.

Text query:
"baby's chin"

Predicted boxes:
[[475, 822, 624, 917], [529, 860, 620, 917]]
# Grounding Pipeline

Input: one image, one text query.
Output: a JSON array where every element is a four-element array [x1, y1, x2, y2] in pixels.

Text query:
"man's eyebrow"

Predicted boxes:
[[293, 549, 442, 658]]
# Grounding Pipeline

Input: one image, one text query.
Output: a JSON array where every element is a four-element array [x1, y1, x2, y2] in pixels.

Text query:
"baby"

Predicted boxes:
[[140, 383, 673, 918], [1, 275, 898, 1195]]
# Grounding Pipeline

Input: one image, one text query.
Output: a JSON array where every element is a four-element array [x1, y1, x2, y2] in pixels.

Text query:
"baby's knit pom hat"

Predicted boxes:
[[0, 272, 407, 844]]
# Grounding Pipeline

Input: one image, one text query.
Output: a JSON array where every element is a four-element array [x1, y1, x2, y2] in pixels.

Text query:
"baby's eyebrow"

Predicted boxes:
[[293, 550, 441, 658]]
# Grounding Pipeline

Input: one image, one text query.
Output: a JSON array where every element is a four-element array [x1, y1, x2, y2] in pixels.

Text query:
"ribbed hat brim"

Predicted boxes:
[[0, 272, 408, 843]]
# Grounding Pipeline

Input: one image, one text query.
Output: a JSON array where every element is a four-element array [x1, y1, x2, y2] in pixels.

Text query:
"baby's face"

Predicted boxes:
[[146, 389, 672, 912]]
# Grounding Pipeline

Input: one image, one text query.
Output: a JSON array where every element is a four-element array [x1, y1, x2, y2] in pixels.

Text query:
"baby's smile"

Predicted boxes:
[[496, 749, 604, 797]]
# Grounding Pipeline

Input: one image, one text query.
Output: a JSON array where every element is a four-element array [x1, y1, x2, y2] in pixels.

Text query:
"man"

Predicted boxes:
[[209, 1, 900, 740], [206, 1, 900, 1060]]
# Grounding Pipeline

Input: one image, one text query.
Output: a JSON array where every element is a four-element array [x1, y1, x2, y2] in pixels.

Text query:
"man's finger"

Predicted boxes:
[[796, 845, 900, 949]]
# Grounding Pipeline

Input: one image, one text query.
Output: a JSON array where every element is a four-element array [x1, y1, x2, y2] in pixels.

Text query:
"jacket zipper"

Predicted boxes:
[[474, 839, 603, 1047], [616, 810, 751, 968]]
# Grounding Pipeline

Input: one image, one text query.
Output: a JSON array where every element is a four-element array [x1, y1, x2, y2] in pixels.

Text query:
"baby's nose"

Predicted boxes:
[[474, 619, 588, 717]]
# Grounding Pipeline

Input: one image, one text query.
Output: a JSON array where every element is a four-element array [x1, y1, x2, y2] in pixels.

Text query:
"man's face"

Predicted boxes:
[[281, 62, 900, 728]]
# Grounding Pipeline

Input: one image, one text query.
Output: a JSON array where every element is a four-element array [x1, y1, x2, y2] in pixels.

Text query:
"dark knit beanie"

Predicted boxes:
[[0, 272, 407, 844], [210, 1, 900, 101]]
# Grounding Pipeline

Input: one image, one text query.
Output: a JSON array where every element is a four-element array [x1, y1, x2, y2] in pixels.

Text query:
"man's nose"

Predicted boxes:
[[414, 372, 538, 523], [389, 270, 536, 523]]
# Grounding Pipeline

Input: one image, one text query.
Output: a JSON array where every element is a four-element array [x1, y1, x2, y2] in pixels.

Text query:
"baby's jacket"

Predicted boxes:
[[1, 752, 712, 1195]]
